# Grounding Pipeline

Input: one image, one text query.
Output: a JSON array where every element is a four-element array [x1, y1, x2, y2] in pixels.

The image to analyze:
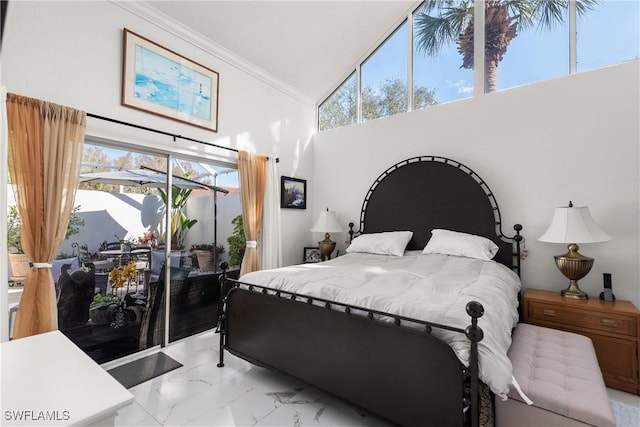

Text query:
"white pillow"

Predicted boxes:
[[422, 229, 499, 260], [346, 231, 413, 257]]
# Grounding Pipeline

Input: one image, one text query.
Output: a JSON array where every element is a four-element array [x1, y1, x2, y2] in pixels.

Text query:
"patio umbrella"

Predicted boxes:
[[79, 168, 227, 192]]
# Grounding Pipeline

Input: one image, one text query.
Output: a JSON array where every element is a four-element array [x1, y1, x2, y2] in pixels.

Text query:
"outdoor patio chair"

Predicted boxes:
[[72, 242, 92, 264], [57, 262, 95, 331], [139, 265, 190, 348], [148, 251, 182, 284], [51, 257, 80, 286]]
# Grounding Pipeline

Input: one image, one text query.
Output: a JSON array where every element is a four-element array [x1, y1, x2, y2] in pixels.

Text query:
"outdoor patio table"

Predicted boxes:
[[99, 248, 151, 257], [99, 248, 151, 268], [92, 259, 115, 272]]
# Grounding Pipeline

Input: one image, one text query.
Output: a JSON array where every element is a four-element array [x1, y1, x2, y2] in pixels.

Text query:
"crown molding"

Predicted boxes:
[[110, 1, 316, 107]]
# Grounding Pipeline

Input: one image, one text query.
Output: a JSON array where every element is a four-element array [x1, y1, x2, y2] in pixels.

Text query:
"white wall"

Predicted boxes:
[[312, 60, 640, 306], [187, 189, 241, 258], [1, 0, 316, 267]]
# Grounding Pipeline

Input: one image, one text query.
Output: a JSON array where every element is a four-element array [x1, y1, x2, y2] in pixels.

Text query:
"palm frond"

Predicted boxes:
[[533, 0, 568, 31], [414, 0, 473, 57], [575, 0, 599, 17], [502, 0, 537, 29], [419, 0, 461, 15], [414, 15, 454, 56], [414, 0, 600, 58], [502, 0, 599, 32]]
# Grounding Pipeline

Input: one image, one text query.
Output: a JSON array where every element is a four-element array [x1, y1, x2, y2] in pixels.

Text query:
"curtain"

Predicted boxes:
[[260, 156, 282, 270], [7, 93, 86, 338], [237, 150, 267, 276]]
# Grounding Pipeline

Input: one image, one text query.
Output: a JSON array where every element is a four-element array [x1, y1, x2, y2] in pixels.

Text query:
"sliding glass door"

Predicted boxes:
[[165, 156, 241, 343], [56, 143, 170, 362], [65, 142, 242, 362], [6, 140, 241, 363]]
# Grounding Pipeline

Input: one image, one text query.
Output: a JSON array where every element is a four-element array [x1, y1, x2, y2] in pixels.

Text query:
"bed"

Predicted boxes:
[[217, 156, 523, 427]]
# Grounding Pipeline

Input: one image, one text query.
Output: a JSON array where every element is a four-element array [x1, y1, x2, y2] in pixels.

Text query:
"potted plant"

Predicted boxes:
[[190, 243, 225, 272], [7, 205, 29, 284], [89, 292, 122, 326], [137, 230, 158, 249], [7, 204, 85, 284], [158, 186, 197, 250], [227, 214, 246, 268]]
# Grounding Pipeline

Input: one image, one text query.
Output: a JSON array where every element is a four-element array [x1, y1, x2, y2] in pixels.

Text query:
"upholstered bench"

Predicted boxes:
[[495, 323, 616, 427]]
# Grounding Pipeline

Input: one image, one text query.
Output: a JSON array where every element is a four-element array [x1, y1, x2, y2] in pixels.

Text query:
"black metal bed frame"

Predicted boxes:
[[216, 156, 523, 427]]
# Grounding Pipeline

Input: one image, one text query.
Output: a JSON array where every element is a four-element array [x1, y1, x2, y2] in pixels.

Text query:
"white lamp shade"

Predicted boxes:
[[310, 210, 343, 233], [539, 205, 612, 244]]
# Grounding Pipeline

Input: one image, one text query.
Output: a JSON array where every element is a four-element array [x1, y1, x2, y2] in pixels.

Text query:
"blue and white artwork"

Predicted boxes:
[[134, 45, 212, 121]]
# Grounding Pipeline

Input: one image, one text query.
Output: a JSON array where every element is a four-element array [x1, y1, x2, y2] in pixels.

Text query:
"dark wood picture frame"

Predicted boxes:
[[303, 247, 322, 263], [280, 176, 307, 209]]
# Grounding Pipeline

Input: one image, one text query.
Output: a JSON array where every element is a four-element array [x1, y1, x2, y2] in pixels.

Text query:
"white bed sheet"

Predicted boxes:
[[240, 251, 521, 398]]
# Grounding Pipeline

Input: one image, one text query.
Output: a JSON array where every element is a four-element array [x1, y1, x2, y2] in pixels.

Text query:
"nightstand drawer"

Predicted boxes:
[[527, 301, 637, 337]]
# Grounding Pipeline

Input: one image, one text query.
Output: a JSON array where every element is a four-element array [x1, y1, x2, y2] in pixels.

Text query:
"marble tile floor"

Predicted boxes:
[[106, 329, 393, 427], [107, 329, 640, 427]]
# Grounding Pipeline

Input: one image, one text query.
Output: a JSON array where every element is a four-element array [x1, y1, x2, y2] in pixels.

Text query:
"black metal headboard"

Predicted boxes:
[[356, 156, 522, 273]]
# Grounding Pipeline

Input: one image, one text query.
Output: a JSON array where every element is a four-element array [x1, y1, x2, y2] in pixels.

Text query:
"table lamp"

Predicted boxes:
[[538, 201, 612, 299], [310, 208, 343, 261]]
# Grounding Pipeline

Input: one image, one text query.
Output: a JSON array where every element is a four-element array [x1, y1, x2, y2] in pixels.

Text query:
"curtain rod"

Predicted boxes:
[[86, 112, 278, 162]]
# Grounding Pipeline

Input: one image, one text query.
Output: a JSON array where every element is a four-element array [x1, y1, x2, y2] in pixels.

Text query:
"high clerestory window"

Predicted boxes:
[[318, 0, 639, 132], [318, 73, 356, 131], [361, 22, 409, 122], [413, 1, 473, 108]]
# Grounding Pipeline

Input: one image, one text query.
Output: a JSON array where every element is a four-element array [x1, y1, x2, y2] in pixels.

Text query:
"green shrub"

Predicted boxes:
[[227, 215, 245, 267]]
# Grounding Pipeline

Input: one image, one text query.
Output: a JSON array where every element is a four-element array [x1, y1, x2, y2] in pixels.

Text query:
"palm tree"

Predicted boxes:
[[414, 0, 598, 92]]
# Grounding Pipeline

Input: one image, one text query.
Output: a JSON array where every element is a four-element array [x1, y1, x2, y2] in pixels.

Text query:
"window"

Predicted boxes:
[[318, 73, 356, 132], [485, 1, 568, 92], [361, 22, 408, 122], [577, 0, 640, 72], [412, 1, 473, 108], [317, 0, 639, 131]]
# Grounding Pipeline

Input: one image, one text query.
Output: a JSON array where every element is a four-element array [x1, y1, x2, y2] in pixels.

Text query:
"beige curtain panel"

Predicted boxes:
[[238, 150, 267, 277], [7, 93, 86, 338]]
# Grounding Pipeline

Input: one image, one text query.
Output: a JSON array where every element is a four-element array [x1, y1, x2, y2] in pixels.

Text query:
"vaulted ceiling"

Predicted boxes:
[[143, 1, 419, 103]]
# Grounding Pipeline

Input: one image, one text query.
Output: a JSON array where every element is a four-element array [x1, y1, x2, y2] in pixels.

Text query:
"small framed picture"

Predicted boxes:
[[303, 247, 322, 263], [281, 176, 307, 209]]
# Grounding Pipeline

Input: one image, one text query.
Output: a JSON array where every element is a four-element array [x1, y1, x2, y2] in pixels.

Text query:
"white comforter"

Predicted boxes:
[[240, 252, 521, 398]]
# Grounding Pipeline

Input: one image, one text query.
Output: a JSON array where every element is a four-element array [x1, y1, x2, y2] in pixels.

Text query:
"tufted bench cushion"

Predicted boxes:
[[496, 323, 616, 427]]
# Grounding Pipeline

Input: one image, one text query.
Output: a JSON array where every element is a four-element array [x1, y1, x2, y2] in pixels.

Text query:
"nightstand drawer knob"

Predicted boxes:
[[542, 309, 557, 317], [601, 318, 618, 327]]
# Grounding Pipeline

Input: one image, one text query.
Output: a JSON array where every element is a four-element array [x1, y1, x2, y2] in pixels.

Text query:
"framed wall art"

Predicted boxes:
[[122, 28, 219, 132], [281, 176, 307, 209], [303, 247, 322, 263]]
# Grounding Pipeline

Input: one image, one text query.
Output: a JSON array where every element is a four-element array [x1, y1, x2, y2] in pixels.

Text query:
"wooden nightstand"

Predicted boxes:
[[523, 288, 640, 395]]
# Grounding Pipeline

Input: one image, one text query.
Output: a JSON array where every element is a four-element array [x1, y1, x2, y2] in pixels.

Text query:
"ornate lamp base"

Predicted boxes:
[[554, 243, 594, 300], [561, 280, 589, 300], [318, 233, 336, 261]]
